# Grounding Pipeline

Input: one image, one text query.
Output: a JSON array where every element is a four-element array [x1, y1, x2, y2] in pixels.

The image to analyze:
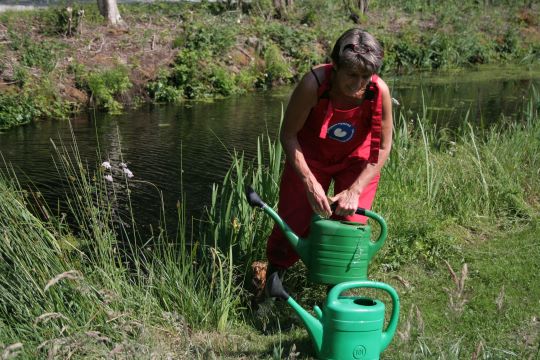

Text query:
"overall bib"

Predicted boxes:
[[267, 64, 384, 268]]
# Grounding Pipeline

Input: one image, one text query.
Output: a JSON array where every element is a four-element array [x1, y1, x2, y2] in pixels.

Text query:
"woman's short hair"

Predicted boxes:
[[330, 28, 384, 74]]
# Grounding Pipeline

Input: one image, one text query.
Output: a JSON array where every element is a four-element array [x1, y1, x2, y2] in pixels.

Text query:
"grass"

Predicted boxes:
[[382, 220, 540, 359], [1, 89, 539, 358]]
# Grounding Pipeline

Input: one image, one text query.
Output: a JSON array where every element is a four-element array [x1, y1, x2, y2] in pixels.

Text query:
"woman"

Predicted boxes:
[[265, 28, 393, 282]]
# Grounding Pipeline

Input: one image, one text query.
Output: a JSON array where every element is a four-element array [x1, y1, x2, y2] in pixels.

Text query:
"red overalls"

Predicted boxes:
[[267, 64, 384, 269]]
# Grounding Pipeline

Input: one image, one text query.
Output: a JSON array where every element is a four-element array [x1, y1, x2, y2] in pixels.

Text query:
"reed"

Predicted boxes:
[[200, 108, 285, 283], [0, 127, 243, 356]]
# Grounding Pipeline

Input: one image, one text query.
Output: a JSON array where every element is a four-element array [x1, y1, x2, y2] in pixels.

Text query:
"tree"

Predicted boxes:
[[273, 0, 294, 18], [96, 0, 124, 26], [358, 0, 368, 15], [342, 0, 369, 24]]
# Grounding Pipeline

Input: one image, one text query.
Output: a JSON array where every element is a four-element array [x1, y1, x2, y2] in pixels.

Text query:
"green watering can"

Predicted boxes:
[[267, 273, 400, 360], [245, 186, 387, 284]]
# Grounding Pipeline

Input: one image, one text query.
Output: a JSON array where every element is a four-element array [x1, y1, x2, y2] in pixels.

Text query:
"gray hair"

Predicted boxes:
[[330, 28, 384, 74]]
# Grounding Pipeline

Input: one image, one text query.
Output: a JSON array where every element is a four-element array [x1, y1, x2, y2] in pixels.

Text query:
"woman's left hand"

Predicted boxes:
[[328, 189, 361, 217]]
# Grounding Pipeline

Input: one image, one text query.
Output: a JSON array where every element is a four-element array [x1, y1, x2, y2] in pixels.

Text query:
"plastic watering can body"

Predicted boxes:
[[266, 274, 400, 360], [305, 214, 386, 284], [245, 186, 387, 284], [317, 281, 400, 360]]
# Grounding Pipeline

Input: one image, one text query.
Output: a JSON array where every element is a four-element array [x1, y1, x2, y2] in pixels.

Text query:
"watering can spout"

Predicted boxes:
[[266, 273, 324, 356], [244, 186, 309, 262]]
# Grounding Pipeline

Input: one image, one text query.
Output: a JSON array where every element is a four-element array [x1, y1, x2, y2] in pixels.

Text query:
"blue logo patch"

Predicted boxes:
[[327, 122, 355, 142]]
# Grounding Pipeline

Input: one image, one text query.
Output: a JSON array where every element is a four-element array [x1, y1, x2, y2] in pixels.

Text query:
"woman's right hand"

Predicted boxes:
[[305, 178, 332, 217]]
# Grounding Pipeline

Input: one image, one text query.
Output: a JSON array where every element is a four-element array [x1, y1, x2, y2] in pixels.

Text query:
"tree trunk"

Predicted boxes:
[[273, 0, 293, 18], [96, 0, 124, 26], [358, 0, 368, 14]]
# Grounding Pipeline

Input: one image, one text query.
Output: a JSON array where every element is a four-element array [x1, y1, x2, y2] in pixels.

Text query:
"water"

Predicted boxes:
[[1, 66, 539, 235]]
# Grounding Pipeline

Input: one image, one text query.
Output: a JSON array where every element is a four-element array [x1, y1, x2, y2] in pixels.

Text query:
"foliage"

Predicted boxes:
[[7, 31, 62, 73], [83, 66, 132, 114], [38, 5, 86, 36], [0, 92, 40, 129], [260, 22, 321, 76], [263, 42, 293, 84], [147, 80, 182, 104], [0, 77, 71, 129]]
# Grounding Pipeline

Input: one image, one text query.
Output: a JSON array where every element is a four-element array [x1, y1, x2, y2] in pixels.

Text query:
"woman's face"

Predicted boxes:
[[333, 65, 372, 98]]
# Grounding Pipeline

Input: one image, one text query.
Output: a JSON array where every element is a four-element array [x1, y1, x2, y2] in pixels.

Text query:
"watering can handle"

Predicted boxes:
[[361, 209, 387, 257], [330, 205, 388, 253], [327, 281, 400, 351]]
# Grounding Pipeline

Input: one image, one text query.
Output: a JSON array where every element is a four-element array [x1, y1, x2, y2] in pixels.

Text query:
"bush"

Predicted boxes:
[[209, 66, 237, 96], [263, 42, 293, 83], [147, 79, 182, 103], [85, 66, 132, 114], [8, 32, 62, 73], [0, 92, 40, 129]]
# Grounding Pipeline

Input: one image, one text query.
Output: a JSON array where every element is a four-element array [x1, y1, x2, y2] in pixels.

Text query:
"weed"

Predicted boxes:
[[209, 66, 237, 97], [8, 31, 62, 73], [264, 42, 293, 84], [84, 66, 132, 113], [443, 260, 469, 314], [0, 92, 40, 129]]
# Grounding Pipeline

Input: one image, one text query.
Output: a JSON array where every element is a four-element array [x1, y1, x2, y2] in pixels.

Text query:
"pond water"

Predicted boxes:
[[0, 65, 539, 236]]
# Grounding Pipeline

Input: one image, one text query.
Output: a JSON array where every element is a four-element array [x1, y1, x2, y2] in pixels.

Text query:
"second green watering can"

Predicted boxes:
[[267, 273, 400, 360], [245, 186, 387, 285]]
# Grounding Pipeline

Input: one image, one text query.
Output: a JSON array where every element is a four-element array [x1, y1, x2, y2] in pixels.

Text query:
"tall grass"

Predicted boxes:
[[0, 129, 243, 357], [199, 109, 285, 283]]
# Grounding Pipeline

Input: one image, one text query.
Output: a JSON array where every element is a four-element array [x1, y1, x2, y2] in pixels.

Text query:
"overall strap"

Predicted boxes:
[[316, 64, 333, 139], [310, 67, 321, 87], [316, 64, 333, 98], [366, 74, 382, 164]]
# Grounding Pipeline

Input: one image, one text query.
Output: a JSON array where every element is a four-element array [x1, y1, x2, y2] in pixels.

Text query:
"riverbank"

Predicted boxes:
[[0, 1, 539, 129], [1, 87, 539, 358]]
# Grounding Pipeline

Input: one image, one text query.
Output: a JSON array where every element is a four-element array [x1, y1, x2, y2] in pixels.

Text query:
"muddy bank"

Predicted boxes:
[[0, 1, 538, 129]]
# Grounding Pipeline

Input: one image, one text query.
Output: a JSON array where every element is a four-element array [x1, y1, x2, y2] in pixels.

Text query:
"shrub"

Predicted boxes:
[[8, 32, 61, 73], [85, 66, 132, 114], [263, 42, 293, 84], [0, 92, 40, 129], [170, 50, 206, 99], [209, 66, 237, 96], [182, 20, 236, 56]]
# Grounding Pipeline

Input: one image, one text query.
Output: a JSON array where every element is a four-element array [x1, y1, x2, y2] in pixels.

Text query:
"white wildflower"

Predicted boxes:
[[101, 161, 112, 170], [392, 97, 400, 106], [119, 162, 128, 168], [104, 175, 114, 182], [122, 168, 134, 178]]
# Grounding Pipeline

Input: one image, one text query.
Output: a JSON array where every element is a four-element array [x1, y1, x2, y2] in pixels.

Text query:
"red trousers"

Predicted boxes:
[[266, 160, 380, 269]]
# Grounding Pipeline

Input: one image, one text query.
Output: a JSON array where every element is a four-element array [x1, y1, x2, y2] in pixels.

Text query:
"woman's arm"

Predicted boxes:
[[280, 70, 333, 217], [330, 78, 394, 216]]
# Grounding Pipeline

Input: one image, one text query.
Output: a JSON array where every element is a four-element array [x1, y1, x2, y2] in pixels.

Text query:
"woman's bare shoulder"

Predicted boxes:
[[375, 76, 390, 96], [294, 66, 323, 98]]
